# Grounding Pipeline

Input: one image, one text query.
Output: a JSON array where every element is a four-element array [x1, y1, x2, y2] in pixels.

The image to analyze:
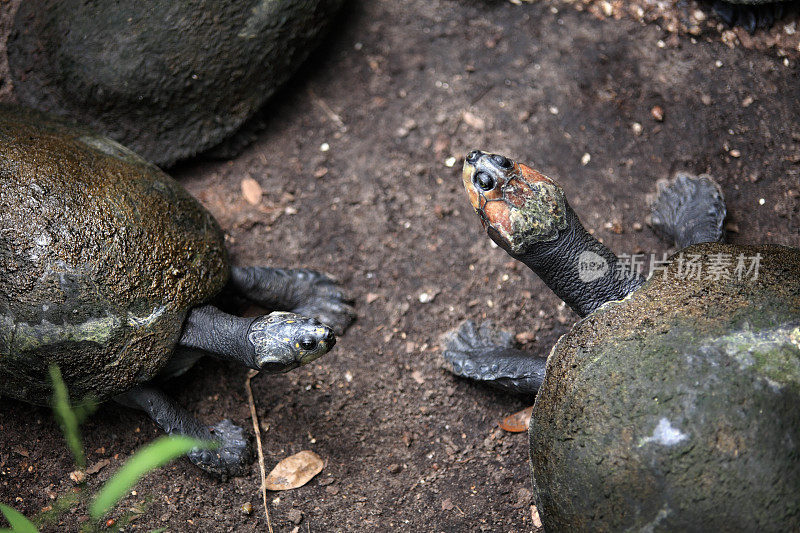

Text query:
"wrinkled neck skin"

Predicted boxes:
[[179, 305, 258, 368], [506, 204, 645, 317]]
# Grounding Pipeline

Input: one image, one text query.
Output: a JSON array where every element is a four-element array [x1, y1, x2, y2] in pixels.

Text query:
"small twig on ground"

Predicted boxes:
[[245, 369, 273, 533], [308, 87, 346, 130]]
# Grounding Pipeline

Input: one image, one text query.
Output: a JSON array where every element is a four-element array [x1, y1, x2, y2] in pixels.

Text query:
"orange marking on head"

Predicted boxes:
[[518, 163, 556, 185], [483, 199, 513, 237]]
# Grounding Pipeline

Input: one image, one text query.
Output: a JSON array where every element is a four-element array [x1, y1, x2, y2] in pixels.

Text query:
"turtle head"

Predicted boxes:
[[247, 312, 336, 373], [462, 150, 569, 256]]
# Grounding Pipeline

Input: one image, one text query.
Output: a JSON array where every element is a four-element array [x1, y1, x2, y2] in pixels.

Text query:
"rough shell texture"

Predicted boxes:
[[8, 0, 344, 167], [0, 105, 228, 404], [531, 242, 800, 532]]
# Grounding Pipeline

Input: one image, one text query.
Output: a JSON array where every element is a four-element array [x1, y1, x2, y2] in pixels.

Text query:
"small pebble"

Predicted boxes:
[[320, 142, 330, 152], [729, 149, 741, 158], [548, 106, 559, 115], [581, 153, 591, 166], [462, 111, 485, 131], [388, 463, 402, 474], [650, 105, 664, 122], [632, 122, 643, 135], [69, 470, 86, 484], [287, 509, 303, 525], [241, 502, 253, 515], [445, 156, 457, 167], [759, 198, 766, 205], [531, 505, 543, 528]]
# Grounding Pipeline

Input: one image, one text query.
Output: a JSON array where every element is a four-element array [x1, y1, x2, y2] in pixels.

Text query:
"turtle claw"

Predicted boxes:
[[441, 320, 546, 395], [229, 267, 355, 335], [291, 271, 356, 335], [187, 419, 253, 479], [441, 320, 514, 380], [648, 172, 726, 249]]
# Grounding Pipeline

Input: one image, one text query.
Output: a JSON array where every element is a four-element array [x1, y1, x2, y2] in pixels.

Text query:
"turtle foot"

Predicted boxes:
[[287, 270, 356, 336], [230, 267, 355, 335], [710, 0, 788, 33], [188, 419, 253, 479], [441, 320, 546, 395], [648, 172, 726, 249], [441, 320, 514, 379]]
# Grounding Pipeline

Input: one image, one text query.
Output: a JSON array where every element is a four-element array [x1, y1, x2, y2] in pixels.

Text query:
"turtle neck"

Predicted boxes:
[[507, 205, 645, 317]]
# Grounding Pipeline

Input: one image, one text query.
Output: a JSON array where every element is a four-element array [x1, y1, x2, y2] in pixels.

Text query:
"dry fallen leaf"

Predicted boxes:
[[86, 458, 110, 475], [531, 504, 543, 528], [241, 177, 263, 205], [499, 406, 534, 433], [265, 451, 324, 491]]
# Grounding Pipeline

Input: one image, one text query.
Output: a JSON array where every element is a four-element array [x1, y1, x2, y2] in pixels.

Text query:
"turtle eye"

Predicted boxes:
[[299, 336, 318, 351], [473, 171, 496, 192], [491, 154, 513, 169]]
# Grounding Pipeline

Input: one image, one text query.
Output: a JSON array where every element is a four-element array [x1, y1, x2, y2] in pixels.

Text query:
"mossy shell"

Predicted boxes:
[[8, 0, 344, 167], [531, 242, 800, 531], [0, 105, 228, 404]]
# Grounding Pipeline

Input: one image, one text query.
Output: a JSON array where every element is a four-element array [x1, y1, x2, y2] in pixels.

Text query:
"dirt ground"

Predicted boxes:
[[1, 0, 799, 531]]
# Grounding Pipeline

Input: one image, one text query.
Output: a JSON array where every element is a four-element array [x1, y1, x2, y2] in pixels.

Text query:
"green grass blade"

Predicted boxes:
[[0, 504, 38, 533], [89, 436, 211, 520], [48, 365, 85, 469]]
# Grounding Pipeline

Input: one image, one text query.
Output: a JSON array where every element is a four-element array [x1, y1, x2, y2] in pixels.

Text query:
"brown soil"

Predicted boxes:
[[1, 0, 799, 531]]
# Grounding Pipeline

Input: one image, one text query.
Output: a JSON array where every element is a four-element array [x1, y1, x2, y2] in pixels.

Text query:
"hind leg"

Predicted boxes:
[[648, 172, 727, 249], [115, 386, 252, 479], [441, 320, 546, 396]]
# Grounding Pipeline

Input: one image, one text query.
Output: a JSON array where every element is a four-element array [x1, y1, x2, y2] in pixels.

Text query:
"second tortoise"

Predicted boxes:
[[0, 104, 355, 477], [443, 150, 800, 530]]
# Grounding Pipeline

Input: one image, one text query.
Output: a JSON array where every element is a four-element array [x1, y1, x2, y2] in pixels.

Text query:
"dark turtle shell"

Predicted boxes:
[[8, 0, 344, 167], [531, 242, 800, 531], [0, 105, 228, 404]]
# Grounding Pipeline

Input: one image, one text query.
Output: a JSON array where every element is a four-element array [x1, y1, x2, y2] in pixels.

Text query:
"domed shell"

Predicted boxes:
[[531, 242, 800, 531], [0, 105, 229, 403], [8, 0, 344, 167]]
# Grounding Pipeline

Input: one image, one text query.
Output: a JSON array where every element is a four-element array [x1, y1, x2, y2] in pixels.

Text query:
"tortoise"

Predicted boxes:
[[0, 104, 355, 477], [443, 150, 800, 530], [7, 0, 344, 167]]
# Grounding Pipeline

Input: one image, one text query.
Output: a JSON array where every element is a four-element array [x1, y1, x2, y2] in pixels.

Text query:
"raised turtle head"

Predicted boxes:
[[462, 150, 569, 256], [248, 312, 336, 373]]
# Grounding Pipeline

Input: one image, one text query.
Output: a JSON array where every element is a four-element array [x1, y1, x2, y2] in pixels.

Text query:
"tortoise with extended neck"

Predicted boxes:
[[0, 104, 355, 477], [443, 150, 800, 530]]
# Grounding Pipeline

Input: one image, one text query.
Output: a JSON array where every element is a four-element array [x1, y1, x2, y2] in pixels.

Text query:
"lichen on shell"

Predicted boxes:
[[530, 242, 800, 531]]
